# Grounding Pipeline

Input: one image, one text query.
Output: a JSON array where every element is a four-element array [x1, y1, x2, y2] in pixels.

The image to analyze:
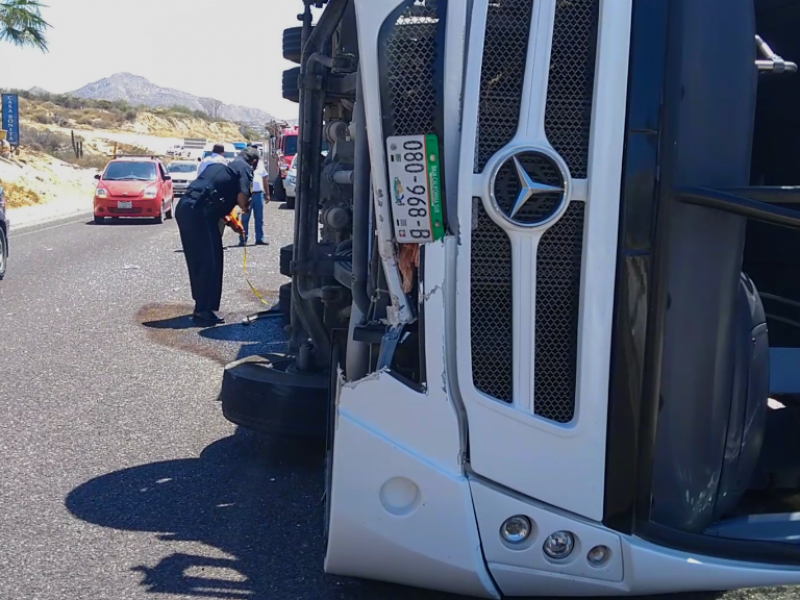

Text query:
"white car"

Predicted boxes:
[[284, 156, 297, 200], [166, 160, 199, 197]]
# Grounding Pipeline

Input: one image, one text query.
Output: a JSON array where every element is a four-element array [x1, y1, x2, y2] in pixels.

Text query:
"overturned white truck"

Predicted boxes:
[[220, 0, 800, 596]]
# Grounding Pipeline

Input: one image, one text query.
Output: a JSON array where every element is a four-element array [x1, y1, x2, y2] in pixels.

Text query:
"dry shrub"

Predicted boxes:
[[1, 181, 43, 207], [116, 143, 151, 155], [23, 128, 71, 153], [67, 155, 109, 170]]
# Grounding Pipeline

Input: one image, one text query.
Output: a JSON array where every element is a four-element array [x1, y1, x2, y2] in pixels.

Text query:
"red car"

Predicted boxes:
[[93, 157, 174, 224]]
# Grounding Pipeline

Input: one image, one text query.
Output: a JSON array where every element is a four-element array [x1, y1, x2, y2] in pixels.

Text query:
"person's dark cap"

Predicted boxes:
[[212, 143, 225, 154], [241, 147, 260, 162]]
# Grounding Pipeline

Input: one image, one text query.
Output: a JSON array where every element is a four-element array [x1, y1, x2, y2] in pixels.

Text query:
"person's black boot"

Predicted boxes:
[[192, 310, 225, 325]]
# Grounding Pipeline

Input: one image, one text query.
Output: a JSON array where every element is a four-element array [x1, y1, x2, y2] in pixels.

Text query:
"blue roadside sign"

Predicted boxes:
[[2, 93, 20, 146]]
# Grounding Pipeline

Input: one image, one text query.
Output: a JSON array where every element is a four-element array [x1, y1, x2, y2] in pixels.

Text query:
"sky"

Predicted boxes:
[[0, 0, 319, 120]]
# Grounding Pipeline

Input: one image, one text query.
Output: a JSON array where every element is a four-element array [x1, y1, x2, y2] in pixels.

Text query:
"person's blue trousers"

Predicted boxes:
[[240, 192, 265, 244]]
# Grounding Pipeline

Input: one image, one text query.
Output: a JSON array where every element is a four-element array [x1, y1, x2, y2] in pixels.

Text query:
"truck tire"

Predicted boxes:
[[282, 67, 300, 104], [0, 226, 7, 280], [273, 175, 287, 202], [279, 282, 292, 317], [280, 244, 293, 278], [220, 354, 328, 438], [283, 26, 311, 64]]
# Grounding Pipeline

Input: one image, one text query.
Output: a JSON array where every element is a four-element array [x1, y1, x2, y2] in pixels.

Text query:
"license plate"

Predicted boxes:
[[386, 134, 445, 243], [117, 201, 132, 209]]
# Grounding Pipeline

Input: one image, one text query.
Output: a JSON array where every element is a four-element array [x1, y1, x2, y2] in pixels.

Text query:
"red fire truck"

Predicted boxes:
[[276, 125, 299, 178]]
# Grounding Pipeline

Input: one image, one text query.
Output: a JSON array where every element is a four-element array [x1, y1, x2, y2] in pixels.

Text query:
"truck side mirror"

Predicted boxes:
[[94, 173, 101, 180]]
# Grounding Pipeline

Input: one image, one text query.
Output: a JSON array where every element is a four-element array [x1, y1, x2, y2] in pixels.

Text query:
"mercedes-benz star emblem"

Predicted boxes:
[[491, 150, 568, 227], [508, 156, 564, 219]]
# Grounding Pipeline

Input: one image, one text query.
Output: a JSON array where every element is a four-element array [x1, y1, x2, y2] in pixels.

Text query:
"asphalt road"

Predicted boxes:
[[0, 202, 797, 600]]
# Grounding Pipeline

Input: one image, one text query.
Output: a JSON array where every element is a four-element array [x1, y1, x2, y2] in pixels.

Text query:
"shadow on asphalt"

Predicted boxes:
[[141, 314, 200, 330], [198, 314, 285, 343], [85, 218, 163, 226], [64, 428, 728, 600], [136, 303, 288, 367], [64, 428, 458, 600]]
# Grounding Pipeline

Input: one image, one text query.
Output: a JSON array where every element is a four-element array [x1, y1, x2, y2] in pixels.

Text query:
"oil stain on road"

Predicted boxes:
[[136, 302, 289, 367]]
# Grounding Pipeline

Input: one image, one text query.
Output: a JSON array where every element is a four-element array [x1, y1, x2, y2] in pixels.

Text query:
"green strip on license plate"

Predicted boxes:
[[424, 134, 445, 242]]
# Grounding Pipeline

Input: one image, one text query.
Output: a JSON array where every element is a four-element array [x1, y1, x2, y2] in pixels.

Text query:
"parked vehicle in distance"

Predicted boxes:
[[275, 126, 299, 178], [0, 184, 8, 280], [166, 144, 183, 156], [166, 160, 199, 197], [93, 156, 174, 224], [284, 154, 297, 206], [201, 142, 237, 163], [250, 141, 265, 156]]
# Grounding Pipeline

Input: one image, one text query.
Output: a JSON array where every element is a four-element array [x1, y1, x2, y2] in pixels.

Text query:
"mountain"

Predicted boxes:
[[28, 86, 49, 95], [68, 73, 275, 124]]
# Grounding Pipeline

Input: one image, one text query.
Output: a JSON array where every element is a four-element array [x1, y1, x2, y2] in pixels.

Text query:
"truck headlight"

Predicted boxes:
[[95, 188, 107, 198], [142, 187, 158, 199]]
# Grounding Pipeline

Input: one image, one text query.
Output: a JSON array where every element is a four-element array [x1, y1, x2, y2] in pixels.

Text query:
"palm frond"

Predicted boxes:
[[0, 0, 50, 51]]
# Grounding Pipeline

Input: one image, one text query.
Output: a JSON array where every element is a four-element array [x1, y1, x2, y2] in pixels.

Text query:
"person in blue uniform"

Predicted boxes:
[[176, 147, 259, 325]]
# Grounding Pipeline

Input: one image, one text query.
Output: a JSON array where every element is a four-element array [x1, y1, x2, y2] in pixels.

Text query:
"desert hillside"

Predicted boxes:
[[0, 90, 261, 210], [19, 92, 247, 140], [0, 148, 96, 209]]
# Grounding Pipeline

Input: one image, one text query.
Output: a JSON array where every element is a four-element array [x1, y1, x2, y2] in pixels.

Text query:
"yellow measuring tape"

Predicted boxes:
[[242, 244, 273, 306]]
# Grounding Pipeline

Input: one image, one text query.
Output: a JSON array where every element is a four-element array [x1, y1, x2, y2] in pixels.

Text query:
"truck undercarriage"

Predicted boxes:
[[219, 0, 800, 596]]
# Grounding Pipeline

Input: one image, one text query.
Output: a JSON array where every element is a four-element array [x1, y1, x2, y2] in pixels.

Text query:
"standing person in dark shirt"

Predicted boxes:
[[175, 147, 259, 324]]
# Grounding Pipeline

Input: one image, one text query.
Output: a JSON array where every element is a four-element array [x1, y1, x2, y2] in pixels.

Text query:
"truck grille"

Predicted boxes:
[[471, 198, 513, 402], [474, 0, 534, 173], [543, 0, 599, 179], [533, 0, 597, 422], [379, 0, 445, 138], [470, 0, 598, 423], [534, 201, 584, 422], [378, 0, 448, 387]]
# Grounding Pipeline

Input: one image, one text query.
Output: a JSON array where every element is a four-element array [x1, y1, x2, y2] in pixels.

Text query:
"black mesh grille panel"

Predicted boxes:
[[471, 198, 513, 402], [534, 201, 584, 423], [543, 0, 599, 179], [474, 0, 534, 172], [381, 0, 444, 137]]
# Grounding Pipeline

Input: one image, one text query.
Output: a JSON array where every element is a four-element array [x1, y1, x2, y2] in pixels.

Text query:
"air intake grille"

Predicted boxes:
[[474, 0, 534, 172], [534, 201, 584, 423], [471, 199, 513, 402], [543, 0, 599, 179], [380, 0, 444, 137]]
